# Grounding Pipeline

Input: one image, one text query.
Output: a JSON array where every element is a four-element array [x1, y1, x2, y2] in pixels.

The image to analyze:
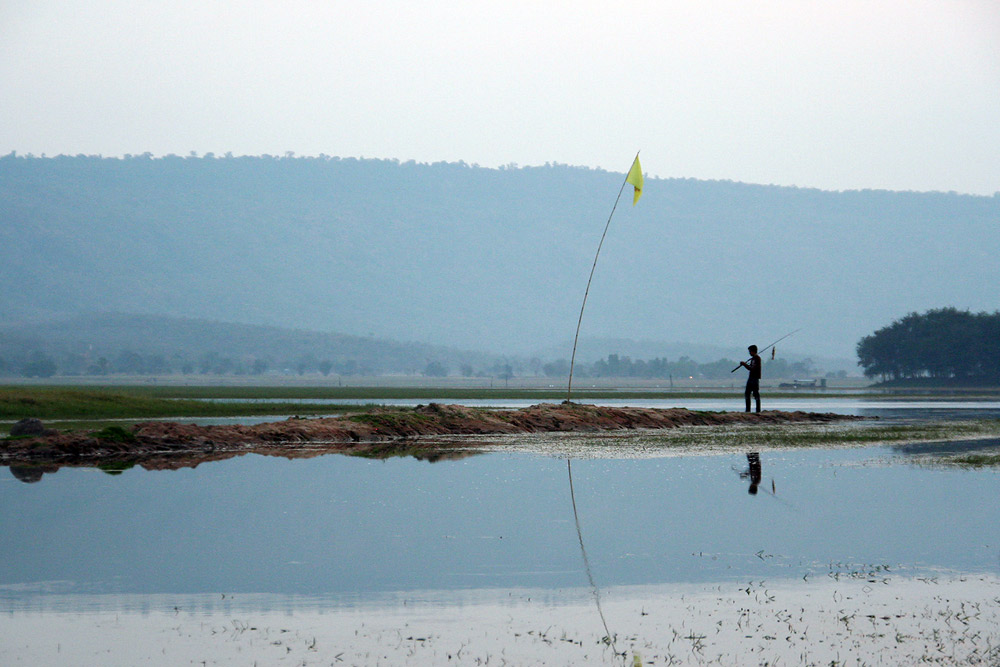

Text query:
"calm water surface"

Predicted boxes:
[[2, 415, 999, 613]]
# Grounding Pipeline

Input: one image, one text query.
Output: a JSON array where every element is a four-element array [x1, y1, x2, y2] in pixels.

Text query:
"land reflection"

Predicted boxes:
[[8, 465, 59, 484], [3, 440, 483, 483]]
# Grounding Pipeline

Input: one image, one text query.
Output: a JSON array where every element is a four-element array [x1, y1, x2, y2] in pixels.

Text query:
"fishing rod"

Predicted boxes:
[[731, 464, 798, 511], [730, 328, 802, 373]]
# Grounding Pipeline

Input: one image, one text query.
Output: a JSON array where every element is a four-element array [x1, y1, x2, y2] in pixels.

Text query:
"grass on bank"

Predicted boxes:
[[0, 386, 377, 422]]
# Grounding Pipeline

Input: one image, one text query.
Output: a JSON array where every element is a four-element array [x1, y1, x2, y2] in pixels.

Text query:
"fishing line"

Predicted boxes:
[[731, 328, 803, 373]]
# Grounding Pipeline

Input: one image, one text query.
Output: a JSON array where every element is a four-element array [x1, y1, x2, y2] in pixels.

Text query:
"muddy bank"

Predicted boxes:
[[1, 402, 859, 469]]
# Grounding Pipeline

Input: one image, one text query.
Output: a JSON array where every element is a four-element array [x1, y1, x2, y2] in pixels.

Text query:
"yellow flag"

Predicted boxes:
[[626, 155, 643, 205]]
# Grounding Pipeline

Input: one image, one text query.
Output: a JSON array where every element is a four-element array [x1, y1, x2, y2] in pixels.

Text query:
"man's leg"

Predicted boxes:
[[745, 384, 752, 412], [753, 388, 761, 413]]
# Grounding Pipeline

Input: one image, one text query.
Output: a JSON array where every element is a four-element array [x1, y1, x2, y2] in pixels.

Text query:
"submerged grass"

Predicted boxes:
[[944, 453, 1000, 467], [707, 419, 1000, 449], [735, 419, 1000, 448], [472, 419, 1000, 459]]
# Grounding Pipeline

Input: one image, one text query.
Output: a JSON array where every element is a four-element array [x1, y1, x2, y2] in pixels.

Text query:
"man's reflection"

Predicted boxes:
[[741, 452, 762, 495]]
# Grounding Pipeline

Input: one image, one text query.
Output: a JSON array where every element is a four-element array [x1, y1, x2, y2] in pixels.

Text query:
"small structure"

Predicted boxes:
[[778, 378, 827, 389]]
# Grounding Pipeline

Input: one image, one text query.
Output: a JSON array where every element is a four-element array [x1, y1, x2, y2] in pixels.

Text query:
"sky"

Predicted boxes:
[[2, 0, 999, 195]]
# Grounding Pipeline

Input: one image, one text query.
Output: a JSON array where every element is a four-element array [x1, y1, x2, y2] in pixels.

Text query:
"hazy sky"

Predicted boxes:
[[2, 0, 999, 194]]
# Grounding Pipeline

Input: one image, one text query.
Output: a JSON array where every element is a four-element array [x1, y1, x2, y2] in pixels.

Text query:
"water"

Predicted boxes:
[[3, 400, 1000, 663], [2, 435, 998, 609]]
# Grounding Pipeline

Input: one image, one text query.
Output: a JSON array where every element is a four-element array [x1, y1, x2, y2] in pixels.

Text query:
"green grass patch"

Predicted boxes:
[[346, 411, 434, 429], [91, 425, 138, 443], [0, 386, 377, 422]]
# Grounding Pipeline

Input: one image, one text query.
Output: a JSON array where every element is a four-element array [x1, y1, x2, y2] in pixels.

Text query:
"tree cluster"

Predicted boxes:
[[857, 308, 1000, 381]]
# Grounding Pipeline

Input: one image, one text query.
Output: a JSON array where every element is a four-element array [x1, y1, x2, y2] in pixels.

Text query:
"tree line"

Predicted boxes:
[[545, 354, 818, 380], [1, 349, 371, 378], [857, 308, 1000, 382], [1, 348, 823, 381]]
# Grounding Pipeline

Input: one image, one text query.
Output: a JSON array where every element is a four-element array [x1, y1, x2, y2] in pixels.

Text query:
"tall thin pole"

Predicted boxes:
[[566, 152, 638, 403]]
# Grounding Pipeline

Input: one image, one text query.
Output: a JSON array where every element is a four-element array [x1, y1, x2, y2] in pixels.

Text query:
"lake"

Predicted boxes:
[[2, 399, 999, 664]]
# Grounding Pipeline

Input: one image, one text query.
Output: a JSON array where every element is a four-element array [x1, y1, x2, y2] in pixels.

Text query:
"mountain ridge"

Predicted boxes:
[[3, 153, 996, 361]]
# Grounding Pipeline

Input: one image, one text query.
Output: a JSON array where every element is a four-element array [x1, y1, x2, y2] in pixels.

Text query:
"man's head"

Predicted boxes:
[[748, 345, 758, 355]]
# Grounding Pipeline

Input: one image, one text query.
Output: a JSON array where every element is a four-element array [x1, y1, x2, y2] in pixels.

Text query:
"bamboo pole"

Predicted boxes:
[[566, 152, 639, 402]]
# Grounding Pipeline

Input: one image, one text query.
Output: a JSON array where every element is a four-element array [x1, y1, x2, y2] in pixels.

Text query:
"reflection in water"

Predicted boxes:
[[737, 452, 788, 507], [2, 443, 483, 484], [8, 466, 58, 484], [567, 459, 620, 659], [3, 444, 1000, 615], [742, 452, 762, 495]]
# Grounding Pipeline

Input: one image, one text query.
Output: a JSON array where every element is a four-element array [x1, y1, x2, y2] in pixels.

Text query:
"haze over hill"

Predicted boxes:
[[0, 312, 500, 378], [2, 154, 997, 363], [0, 312, 834, 380]]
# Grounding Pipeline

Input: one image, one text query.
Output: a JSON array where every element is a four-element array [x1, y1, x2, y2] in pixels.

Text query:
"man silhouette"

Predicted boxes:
[[739, 345, 762, 413]]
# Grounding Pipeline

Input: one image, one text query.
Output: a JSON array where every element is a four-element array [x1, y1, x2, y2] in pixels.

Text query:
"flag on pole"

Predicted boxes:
[[626, 155, 643, 205]]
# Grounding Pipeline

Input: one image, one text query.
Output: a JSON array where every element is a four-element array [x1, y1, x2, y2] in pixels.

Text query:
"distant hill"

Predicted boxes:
[[0, 312, 499, 377], [0, 312, 842, 381], [3, 153, 998, 360]]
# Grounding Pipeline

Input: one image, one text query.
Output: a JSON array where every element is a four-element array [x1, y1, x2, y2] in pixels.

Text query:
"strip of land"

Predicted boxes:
[[2, 402, 857, 468]]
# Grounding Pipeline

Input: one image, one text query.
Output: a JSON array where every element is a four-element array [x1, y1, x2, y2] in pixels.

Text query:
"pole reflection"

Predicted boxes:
[[567, 459, 621, 658]]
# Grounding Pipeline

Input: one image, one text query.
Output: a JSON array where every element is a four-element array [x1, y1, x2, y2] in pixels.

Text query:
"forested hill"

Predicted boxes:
[[2, 153, 998, 359], [0, 312, 495, 377]]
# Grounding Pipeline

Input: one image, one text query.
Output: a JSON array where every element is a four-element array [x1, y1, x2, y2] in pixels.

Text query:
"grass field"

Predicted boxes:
[[0, 386, 379, 422]]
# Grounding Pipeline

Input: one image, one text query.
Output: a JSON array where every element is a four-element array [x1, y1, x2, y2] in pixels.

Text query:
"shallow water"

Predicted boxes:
[[3, 409, 1000, 664], [2, 438, 998, 608]]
